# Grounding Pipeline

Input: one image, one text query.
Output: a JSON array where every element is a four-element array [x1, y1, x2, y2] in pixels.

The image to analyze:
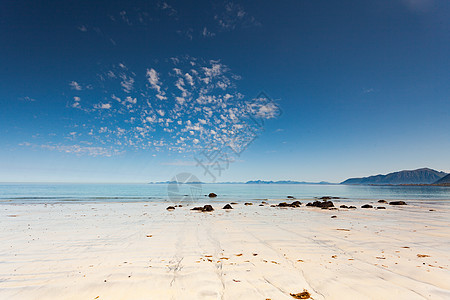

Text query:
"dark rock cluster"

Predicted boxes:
[[276, 201, 301, 208], [306, 200, 334, 209]]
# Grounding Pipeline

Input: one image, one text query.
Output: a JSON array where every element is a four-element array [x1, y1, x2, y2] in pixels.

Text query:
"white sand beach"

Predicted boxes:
[[1, 200, 449, 299]]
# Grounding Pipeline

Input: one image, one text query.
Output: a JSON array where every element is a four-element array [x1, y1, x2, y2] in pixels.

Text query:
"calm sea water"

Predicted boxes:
[[0, 183, 449, 206]]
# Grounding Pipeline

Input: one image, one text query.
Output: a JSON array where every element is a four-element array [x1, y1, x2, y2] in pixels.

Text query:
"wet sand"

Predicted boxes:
[[0, 200, 449, 299]]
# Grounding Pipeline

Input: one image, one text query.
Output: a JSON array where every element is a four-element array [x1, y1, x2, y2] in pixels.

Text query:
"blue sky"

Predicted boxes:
[[0, 0, 449, 183]]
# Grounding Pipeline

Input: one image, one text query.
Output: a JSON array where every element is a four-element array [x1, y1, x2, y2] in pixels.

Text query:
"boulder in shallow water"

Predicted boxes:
[[361, 204, 373, 208], [378, 200, 388, 204], [166, 206, 175, 210], [389, 201, 407, 205], [223, 204, 233, 209], [208, 193, 217, 198], [287, 195, 295, 199], [340, 205, 348, 209], [377, 206, 386, 209]]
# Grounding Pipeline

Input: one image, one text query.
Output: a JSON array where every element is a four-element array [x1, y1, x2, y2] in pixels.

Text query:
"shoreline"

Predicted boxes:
[[1, 199, 449, 299]]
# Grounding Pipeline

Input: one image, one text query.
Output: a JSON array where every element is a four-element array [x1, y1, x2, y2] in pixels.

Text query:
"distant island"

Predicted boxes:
[[340, 168, 448, 185], [244, 180, 333, 185], [149, 180, 334, 184]]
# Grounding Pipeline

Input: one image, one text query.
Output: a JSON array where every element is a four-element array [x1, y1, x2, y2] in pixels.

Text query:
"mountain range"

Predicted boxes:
[[148, 168, 449, 186], [341, 168, 448, 185]]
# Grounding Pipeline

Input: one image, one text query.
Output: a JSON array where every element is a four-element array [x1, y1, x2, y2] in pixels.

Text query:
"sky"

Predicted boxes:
[[0, 0, 449, 183]]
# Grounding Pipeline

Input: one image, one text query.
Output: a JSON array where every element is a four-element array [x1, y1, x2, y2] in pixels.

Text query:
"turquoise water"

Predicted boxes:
[[0, 183, 449, 205]]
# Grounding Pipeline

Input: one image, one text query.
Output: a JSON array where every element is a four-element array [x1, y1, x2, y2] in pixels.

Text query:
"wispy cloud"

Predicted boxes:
[[157, 1, 177, 17], [363, 88, 375, 94], [177, 28, 193, 40], [19, 96, 36, 102], [214, 1, 261, 31], [20, 142, 122, 157], [202, 27, 216, 38]]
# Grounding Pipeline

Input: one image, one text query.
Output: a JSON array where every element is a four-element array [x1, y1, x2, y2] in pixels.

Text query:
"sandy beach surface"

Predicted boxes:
[[1, 199, 449, 299]]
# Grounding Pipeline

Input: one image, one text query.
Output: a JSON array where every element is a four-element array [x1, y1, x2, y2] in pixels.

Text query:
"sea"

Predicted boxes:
[[1, 183, 449, 207]]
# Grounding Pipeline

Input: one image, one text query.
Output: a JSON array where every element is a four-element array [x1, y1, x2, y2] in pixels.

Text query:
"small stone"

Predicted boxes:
[[166, 206, 175, 210], [331, 215, 337, 218], [208, 193, 217, 198], [361, 204, 373, 208], [223, 204, 233, 209], [340, 205, 348, 209], [202, 205, 214, 212], [376, 206, 386, 209], [378, 200, 388, 203], [290, 290, 311, 299], [287, 196, 295, 199], [244, 202, 253, 206]]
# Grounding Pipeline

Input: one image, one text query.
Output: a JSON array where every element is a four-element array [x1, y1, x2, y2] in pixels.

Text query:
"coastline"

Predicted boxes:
[[1, 199, 449, 299]]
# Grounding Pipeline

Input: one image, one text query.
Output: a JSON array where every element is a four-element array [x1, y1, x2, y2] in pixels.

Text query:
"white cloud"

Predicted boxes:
[[185, 73, 194, 86], [69, 81, 82, 90], [146, 68, 162, 92], [78, 25, 88, 32], [176, 97, 185, 105], [95, 103, 112, 109], [65, 56, 281, 155], [146, 116, 156, 123], [120, 75, 134, 93], [202, 27, 216, 38], [125, 96, 137, 104]]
